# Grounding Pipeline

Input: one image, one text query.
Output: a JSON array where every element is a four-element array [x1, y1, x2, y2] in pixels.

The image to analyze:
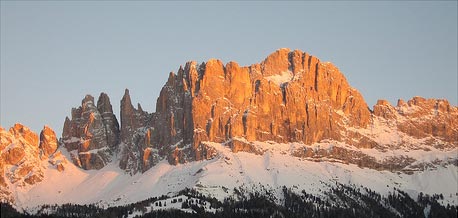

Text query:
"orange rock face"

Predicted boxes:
[[39, 125, 58, 158], [9, 123, 39, 147], [373, 97, 458, 146], [0, 123, 61, 192], [58, 48, 458, 173], [151, 48, 372, 164]]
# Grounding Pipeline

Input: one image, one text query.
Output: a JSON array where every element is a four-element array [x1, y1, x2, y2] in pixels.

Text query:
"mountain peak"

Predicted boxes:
[[97, 92, 114, 114], [39, 125, 58, 158], [121, 89, 133, 110], [55, 48, 457, 174], [10, 123, 39, 147], [123, 88, 130, 97], [0, 123, 61, 193], [82, 94, 94, 104], [11, 122, 28, 132], [62, 92, 120, 170]]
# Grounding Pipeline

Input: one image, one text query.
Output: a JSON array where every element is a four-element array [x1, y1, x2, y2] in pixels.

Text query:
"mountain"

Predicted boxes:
[[61, 48, 457, 173], [0, 48, 457, 216]]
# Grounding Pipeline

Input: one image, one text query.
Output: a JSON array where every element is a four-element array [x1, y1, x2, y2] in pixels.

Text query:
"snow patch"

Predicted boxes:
[[265, 71, 293, 86]]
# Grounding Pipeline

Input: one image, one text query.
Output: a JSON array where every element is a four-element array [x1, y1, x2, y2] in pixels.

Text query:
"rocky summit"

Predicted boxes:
[[55, 48, 456, 173], [1, 124, 65, 202], [62, 93, 120, 170]]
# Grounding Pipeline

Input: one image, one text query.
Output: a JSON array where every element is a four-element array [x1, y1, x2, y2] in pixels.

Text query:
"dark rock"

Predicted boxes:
[[62, 93, 120, 170]]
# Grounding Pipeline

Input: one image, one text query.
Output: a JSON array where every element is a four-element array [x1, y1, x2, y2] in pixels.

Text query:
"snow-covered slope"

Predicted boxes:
[[10, 140, 457, 213]]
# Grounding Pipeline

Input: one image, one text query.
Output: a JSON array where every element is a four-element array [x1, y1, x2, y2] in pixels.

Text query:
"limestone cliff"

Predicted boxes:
[[155, 48, 372, 165], [59, 48, 457, 173]]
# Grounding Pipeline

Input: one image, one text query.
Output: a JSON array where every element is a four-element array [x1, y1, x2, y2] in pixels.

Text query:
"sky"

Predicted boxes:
[[1, 1, 457, 134]]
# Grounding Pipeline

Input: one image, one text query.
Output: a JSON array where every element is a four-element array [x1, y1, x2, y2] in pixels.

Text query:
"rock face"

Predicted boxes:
[[144, 48, 457, 169], [59, 48, 457, 174], [118, 89, 157, 174], [97, 93, 120, 151], [150, 48, 372, 166], [373, 97, 457, 147], [2, 125, 41, 184], [62, 93, 120, 170], [0, 124, 63, 203], [39, 125, 58, 158]]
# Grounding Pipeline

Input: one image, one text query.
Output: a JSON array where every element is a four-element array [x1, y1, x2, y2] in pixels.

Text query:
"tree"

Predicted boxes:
[[182, 201, 189, 209]]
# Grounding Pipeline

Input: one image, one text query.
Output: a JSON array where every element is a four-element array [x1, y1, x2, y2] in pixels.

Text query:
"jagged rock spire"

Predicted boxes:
[[119, 89, 153, 174], [120, 88, 135, 141], [62, 92, 120, 170], [39, 125, 58, 158], [97, 92, 120, 150]]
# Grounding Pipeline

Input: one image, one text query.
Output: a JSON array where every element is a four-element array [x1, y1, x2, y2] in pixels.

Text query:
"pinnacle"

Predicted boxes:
[[82, 94, 95, 104]]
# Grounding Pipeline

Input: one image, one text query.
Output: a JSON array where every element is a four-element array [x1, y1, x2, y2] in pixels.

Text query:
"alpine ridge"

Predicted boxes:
[[0, 48, 457, 213], [60, 48, 457, 173]]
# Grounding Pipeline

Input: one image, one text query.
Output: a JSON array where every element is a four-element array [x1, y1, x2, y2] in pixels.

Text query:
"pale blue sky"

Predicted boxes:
[[1, 1, 457, 134]]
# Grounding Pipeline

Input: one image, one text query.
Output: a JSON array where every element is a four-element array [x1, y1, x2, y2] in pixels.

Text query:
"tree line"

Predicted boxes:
[[1, 184, 456, 218]]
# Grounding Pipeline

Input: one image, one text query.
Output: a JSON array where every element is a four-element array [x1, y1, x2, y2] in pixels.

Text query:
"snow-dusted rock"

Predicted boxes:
[[62, 93, 120, 170], [60, 48, 457, 173], [119, 89, 157, 174], [152, 48, 372, 166], [0, 124, 67, 204]]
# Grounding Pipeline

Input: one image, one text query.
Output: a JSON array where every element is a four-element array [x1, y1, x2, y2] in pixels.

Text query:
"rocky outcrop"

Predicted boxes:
[[146, 48, 457, 168], [62, 93, 120, 170], [58, 48, 457, 174], [0, 124, 65, 202], [373, 97, 457, 147], [152, 67, 200, 165], [9, 123, 39, 148], [373, 99, 397, 119], [120, 89, 150, 145], [98, 93, 120, 151], [118, 89, 157, 174], [153, 48, 372, 165], [39, 125, 58, 158]]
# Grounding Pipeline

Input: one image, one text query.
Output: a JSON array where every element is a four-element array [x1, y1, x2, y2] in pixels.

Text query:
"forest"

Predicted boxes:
[[1, 184, 456, 218]]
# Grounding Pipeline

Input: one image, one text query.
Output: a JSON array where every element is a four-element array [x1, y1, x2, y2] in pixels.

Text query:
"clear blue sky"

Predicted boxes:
[[1, 1, 457, 134]]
